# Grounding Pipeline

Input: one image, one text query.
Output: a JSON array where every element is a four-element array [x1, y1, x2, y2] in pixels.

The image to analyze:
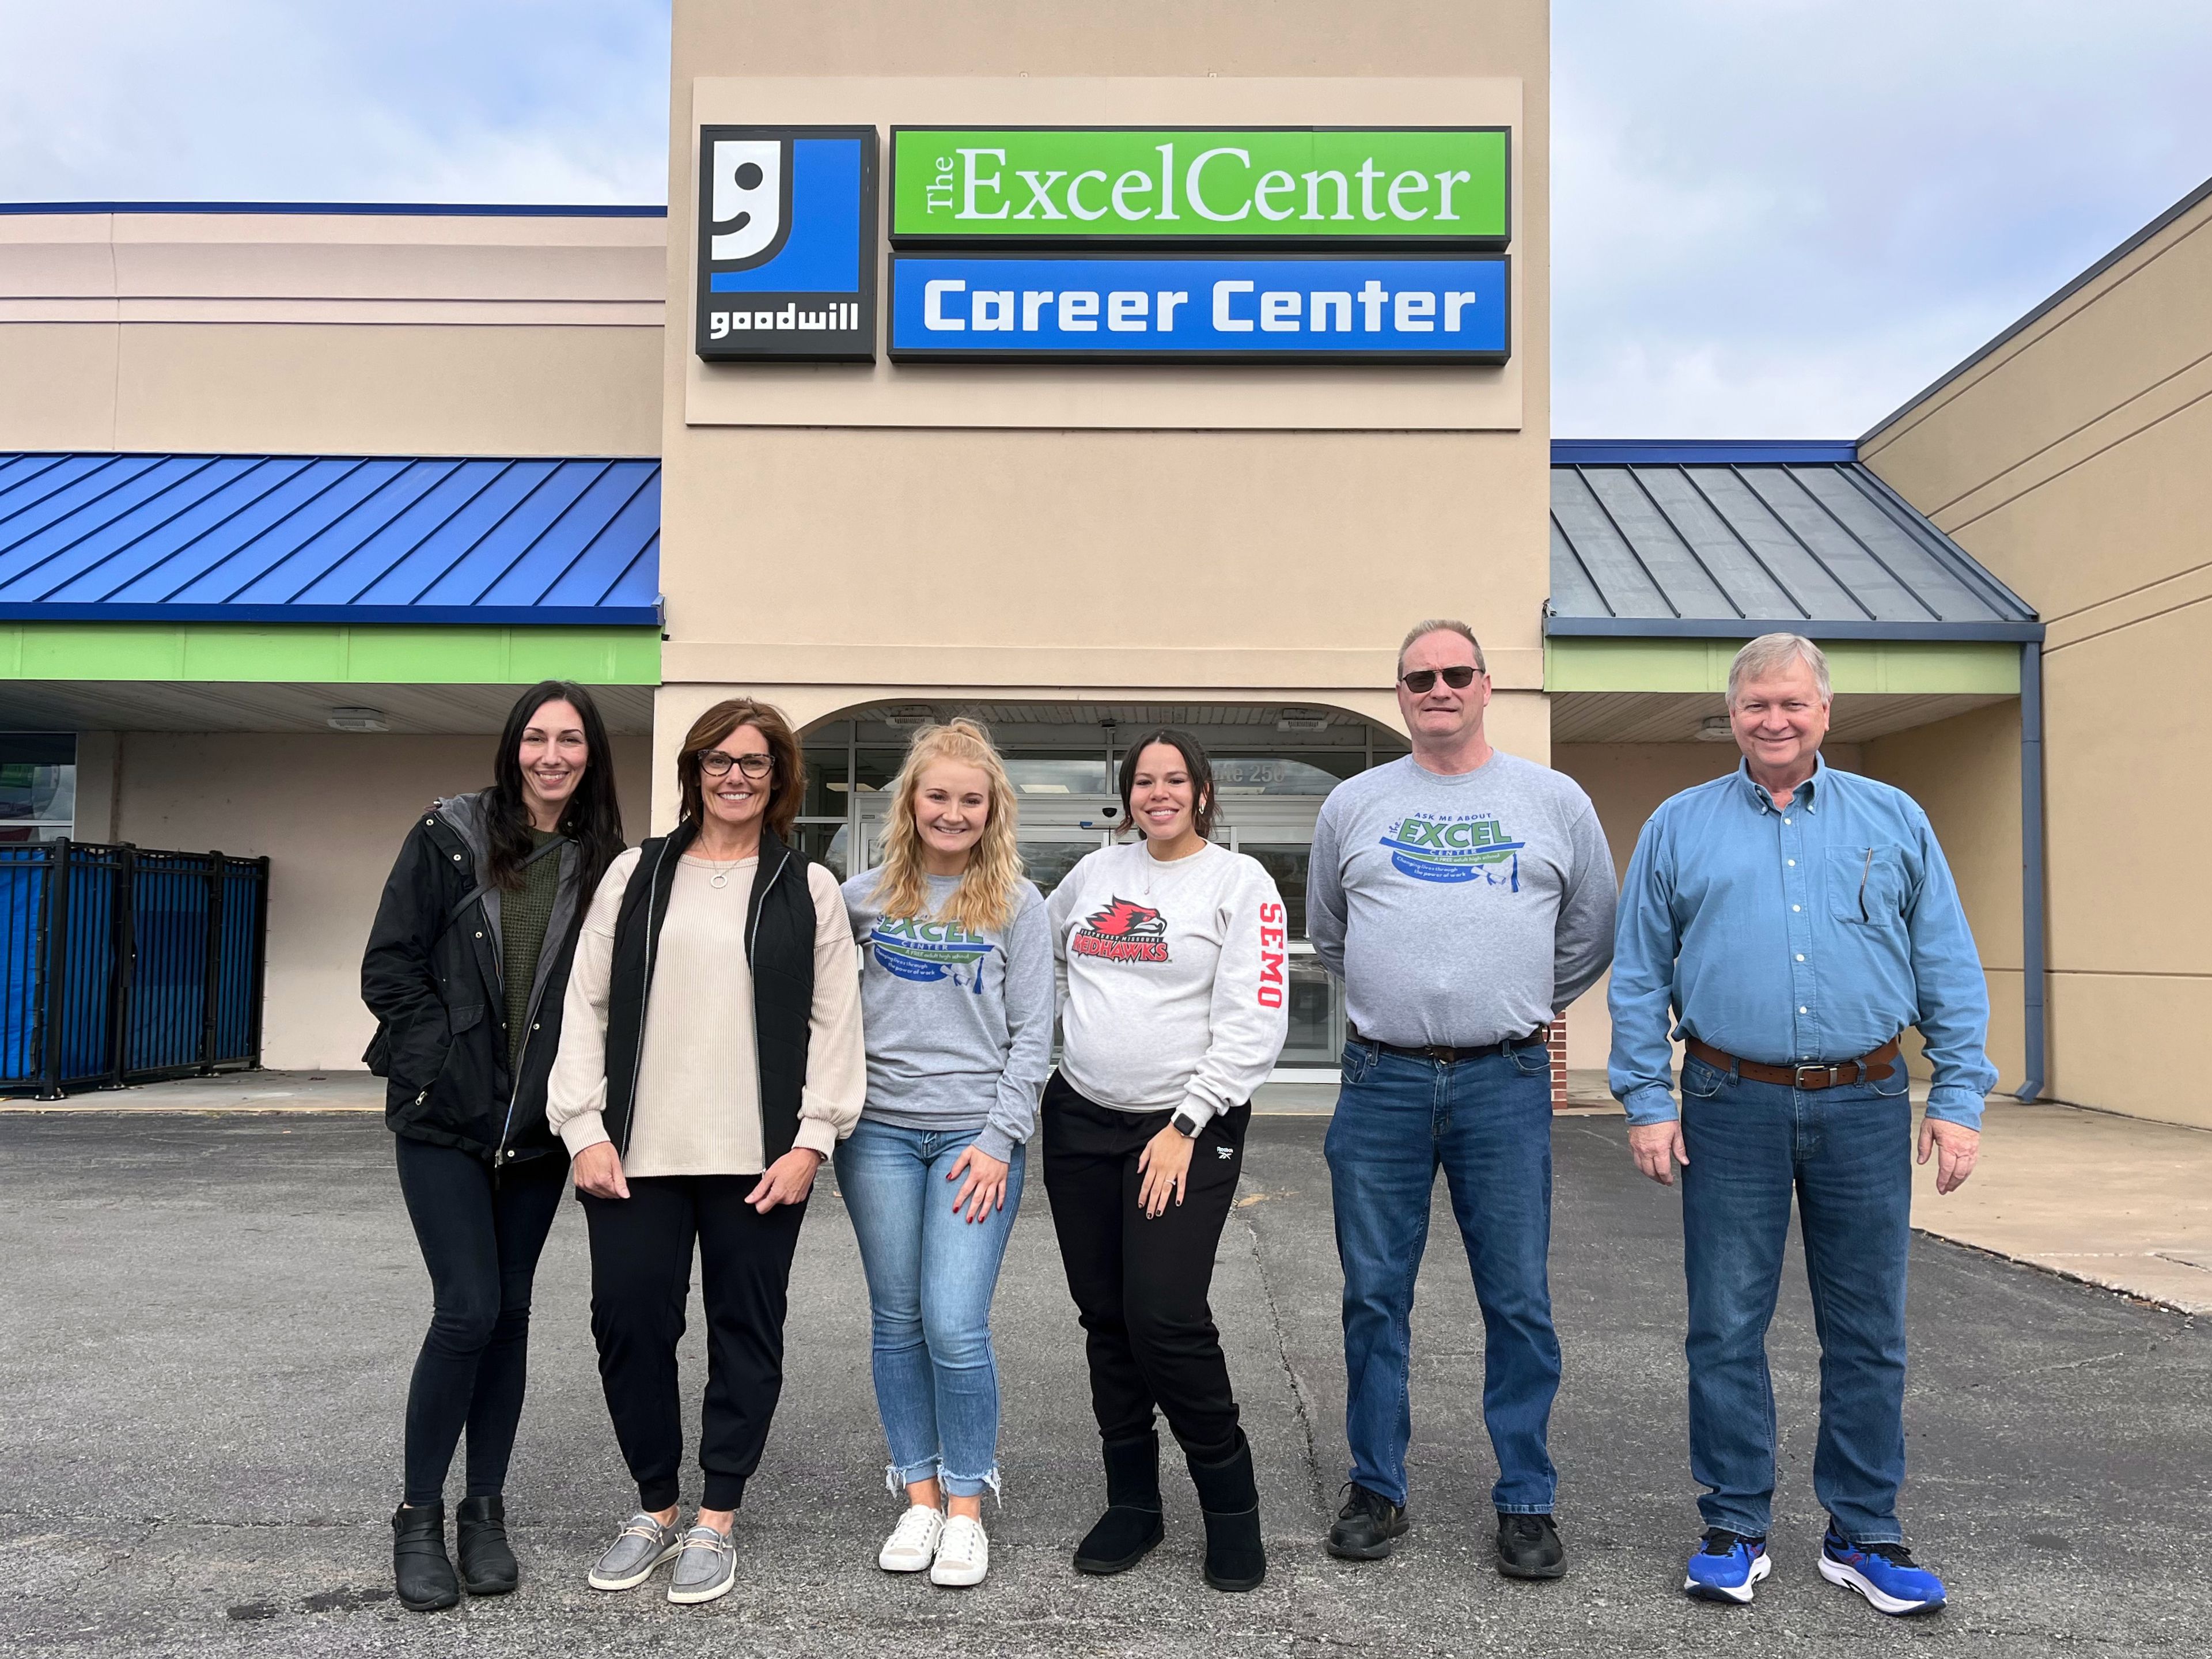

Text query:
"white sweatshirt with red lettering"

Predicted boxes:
[[1047, 839, 1291, 1128]]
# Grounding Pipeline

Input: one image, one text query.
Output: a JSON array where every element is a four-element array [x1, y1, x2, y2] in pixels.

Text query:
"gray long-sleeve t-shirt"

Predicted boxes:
[[842, 870, 1054, 1164], [1308, 752, 1618, 1048]]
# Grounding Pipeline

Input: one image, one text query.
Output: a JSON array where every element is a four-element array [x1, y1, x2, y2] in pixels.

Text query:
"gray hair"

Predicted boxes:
[[1728, 632, 1831, 703], [1398, 618, 1487, 677]]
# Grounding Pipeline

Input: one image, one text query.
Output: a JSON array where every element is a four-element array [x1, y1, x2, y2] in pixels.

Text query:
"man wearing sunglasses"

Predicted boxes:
[[1308, 619, 1617, 1580]]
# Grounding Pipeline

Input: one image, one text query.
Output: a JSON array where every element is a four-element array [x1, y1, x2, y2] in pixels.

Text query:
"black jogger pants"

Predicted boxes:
[[580, 1174, 808, 1512], [1040, 1070, 1250, 1462], [393, 1134, 567, 1506]]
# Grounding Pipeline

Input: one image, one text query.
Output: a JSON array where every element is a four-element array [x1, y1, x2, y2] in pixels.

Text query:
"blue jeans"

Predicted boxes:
[[1678, 1051, 1914, 1543], [834, 1117, 1025, 1499], [1324, 1039, 1560, 1513]]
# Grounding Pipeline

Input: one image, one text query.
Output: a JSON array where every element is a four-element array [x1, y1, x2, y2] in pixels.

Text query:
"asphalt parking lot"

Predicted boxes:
[[3, 1110, 2207, 1657]]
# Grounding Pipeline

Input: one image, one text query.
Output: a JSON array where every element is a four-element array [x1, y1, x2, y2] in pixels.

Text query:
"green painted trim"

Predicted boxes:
[[0, 624, 661, 685], [1543, 637, 2020, 695]]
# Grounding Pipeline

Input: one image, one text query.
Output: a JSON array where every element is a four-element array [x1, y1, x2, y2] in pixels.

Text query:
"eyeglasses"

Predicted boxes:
[[699, 751, 774, 779], [1399, 665, 1480, 693]]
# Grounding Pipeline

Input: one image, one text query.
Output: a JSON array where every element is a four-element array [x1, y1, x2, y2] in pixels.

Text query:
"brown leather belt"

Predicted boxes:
[[1685, 1036, 1902, 1090]]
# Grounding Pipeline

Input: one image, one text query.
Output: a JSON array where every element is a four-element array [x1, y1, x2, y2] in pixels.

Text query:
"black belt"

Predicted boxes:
[[1350, 1024, 1550, 1066]]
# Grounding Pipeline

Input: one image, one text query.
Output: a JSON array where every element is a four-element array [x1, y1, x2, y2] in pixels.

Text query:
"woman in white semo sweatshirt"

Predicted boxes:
[[1041, 726, 1289, 1594]]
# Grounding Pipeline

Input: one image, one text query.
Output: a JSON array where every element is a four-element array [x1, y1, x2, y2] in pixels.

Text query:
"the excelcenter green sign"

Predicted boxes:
[[889, 128, 1508, 244]]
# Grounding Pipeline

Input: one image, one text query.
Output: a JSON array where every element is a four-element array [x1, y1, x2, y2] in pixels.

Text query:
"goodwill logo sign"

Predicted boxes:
[[695, 124, 878, 362], [888, 252, 1506, 364]]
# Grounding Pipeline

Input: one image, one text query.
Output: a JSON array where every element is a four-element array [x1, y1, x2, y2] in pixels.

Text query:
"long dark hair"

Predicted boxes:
[[1118, 726, 1218, 842], [488, 681, 625, 892]]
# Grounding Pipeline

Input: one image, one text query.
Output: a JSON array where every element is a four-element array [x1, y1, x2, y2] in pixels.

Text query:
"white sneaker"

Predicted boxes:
[[930, 1513, 988, 1588], [878, 1504, 945, 1573]]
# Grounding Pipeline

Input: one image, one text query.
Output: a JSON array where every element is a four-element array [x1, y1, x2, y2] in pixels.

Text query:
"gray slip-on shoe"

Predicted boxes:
[[586, 1512, 683, 1592], [667, 1525, 738, 1605]]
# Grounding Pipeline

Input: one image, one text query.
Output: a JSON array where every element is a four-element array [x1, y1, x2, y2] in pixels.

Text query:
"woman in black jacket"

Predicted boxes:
[[362, 680, 625, 1612]]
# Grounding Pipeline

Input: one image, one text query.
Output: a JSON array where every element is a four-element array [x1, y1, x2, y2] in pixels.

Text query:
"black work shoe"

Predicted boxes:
[[1496, 1511, 1567, 1580], [1327, 1482, 1409, 1560], [1073, 1432, 1165, 1575], [392, 1502, 460, 1611], [1187, 1436, 1267, 1593], [455, 1494, 518, 1596]]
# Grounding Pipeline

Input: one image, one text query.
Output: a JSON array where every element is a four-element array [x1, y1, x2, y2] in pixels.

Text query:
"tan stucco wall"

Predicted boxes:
[[0, 212, 666, 455], [106, 732, 649, 1071], [657, 1, 1552, 764], [1863, 183, 2212, 1125]]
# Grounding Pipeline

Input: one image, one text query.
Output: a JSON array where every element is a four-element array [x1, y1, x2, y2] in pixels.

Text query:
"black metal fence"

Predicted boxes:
[[0, 840, 268, 1098]]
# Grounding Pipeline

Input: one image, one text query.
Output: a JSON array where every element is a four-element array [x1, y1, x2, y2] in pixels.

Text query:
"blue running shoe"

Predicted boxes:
[[1819, 1528, 1946, 1615], [1683, 1528, 1770, 1603]]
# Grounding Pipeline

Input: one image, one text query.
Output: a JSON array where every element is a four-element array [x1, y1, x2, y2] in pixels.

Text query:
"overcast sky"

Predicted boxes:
[[3, 1, 2208, 438]]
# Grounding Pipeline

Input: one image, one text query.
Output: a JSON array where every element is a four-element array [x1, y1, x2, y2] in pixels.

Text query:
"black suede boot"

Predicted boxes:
[[1187, 1435, 1266, 1593], [391, 1502, 459, 1611], [455, 1494, 518, 1595], [1072, 1431, 1166, 1574]]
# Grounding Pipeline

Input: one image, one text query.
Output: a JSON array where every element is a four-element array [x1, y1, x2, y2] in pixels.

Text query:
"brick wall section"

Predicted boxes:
[[1550, 1013, 1569, 1111]]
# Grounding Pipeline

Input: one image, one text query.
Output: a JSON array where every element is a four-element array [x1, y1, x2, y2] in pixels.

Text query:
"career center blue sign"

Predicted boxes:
[[887, 253, 1507, 363]]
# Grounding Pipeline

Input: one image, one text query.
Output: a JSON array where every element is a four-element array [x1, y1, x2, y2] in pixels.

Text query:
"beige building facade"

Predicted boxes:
[[5, 0, 2190, 1124]]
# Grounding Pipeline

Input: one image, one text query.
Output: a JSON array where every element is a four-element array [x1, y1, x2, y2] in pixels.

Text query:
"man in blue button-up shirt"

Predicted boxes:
[[1609, 633, 1994, 1618]]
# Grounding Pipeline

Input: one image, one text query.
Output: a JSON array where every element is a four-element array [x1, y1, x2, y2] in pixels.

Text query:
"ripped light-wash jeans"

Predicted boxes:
[[834, 1116, 1025, 1499]]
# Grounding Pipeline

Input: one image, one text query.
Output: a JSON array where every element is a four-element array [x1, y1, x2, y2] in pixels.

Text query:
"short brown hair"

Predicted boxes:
[[1397, 618, 1487, 677], [676, 698, 805, 840], [1118, 727, 1218, 842]]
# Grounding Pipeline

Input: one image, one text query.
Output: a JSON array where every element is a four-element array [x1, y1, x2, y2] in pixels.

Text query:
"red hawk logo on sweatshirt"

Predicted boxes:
[[1071, 897, 1170, 963]]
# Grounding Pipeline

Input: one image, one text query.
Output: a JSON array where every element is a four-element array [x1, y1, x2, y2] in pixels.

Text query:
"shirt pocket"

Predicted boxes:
[[1827, 845, 1908, 928]]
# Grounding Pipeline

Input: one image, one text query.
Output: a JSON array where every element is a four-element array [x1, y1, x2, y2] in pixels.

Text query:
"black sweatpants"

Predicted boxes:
[[393, 1135, 567, 1506], [580, 1175, 808, 1512], [1040, 1071, 1251, 1463]]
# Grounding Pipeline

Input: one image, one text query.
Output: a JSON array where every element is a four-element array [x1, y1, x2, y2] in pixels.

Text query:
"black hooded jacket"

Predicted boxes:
[[361, 790, 590, 1165]]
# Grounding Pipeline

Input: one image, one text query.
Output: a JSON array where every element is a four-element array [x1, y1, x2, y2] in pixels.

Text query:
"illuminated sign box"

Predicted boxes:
[[890, 128, 1508, 248], [887, 253, 1508, 365], [695, 123, 878, 362]]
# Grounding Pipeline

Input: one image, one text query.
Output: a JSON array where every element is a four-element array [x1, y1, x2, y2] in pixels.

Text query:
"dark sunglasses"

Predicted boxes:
[[1399, 665, 1480, 693], [699, 750, 773, 779]]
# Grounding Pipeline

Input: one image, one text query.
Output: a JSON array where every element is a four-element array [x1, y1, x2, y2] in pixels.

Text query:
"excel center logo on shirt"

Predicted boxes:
[[1381, 812, 1526, 888], [1071, 899, 1170, 963], [866, 917, 995, 990], [694, 124, 879, 362]]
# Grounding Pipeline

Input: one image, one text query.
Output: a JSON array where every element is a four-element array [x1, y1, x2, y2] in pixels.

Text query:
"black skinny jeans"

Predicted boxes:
[[1041, 1071, 1251, 1463], [581, 1175, 808, 1513], [393, 1135, 567, 1506]]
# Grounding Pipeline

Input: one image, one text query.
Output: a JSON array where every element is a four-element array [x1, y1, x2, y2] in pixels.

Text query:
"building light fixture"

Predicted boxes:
[[1275, 707, 1332, 732], [879, 703, 935, 729], [1696, 714, 1734, 743], [327, 707, 389, 733]]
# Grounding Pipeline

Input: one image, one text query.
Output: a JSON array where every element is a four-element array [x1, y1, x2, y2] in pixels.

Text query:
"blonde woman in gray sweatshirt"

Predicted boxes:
[[1041, 727, 1287, 1595], [838, 719, 1052, 1590]]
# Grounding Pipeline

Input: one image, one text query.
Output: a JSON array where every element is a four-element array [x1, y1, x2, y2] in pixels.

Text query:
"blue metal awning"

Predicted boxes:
[[0, 453, 661, 626], [1547, 440, 2040, 641]]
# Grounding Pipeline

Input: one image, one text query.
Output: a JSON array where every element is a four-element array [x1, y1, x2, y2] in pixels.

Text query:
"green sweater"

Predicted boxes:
[[502, 829, 564, 1073]]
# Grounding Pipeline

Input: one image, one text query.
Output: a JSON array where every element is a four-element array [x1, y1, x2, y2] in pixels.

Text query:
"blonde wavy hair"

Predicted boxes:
[[870, 719, 1024, 933]]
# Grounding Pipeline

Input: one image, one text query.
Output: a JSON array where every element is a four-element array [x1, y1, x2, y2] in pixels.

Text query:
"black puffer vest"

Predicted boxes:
[[597, 820, 817, 1162]]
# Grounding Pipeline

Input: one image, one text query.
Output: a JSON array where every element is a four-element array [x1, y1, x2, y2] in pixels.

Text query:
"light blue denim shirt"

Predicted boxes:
[[1608, 756, 1997, 1130]]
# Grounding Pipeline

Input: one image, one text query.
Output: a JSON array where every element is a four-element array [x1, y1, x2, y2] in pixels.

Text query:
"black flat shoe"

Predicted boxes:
[[1073, 1432, 1166, 1575], [456, 1494, 518, 1596], [1496, 1511, 1567, 1580], [392, 1502, 460, 1611], [1327, 1482, 1408, 1560]]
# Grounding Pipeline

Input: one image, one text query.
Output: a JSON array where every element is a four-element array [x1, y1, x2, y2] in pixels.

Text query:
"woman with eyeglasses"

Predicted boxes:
[[547, 698, 865, 1607], [362, 680, 626, 1612], [1042, 726, 1289, 1593]]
